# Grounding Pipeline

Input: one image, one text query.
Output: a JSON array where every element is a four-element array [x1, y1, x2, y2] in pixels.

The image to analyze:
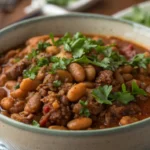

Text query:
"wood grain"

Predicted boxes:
[[0, 0, 147, 29]]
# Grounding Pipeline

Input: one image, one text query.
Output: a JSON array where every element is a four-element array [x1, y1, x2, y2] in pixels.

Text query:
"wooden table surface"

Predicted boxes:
[[0, 0, 147, 29]]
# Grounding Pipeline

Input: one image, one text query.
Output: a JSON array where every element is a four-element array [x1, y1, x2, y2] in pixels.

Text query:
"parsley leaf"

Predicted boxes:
[[37, 57, 49, 67], [92, 85, 113, 105], [129, 53, 150, 69], [32, 120, 40, 127], [23, 66, 39, 80], [50, 56, 72, 73], [132, 81, 147, 96], [79, 100, 90, 117], [53, 80, 62, 87]]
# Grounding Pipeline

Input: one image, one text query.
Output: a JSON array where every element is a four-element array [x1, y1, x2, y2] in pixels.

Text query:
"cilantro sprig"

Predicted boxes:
[[37, 57, 49, 67], [53, 32, 104, 58], [132, 81, 147, 96], [23, 33, 150, 80], [49, 33, 150, 72], [129, 53, 150, 69], [26, 41, 50, 60], [92, 81, 147, 105], [50, 56, 72, 73], [112, 84, 134, 104], [92, 85, 113, 105], [26, 49, 39, 60], [23, 66, 39, 80], [38, 41, 51, 50]]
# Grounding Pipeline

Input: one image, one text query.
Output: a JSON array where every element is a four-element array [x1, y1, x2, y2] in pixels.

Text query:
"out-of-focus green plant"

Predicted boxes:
[[46, 0, 77, 6], [123, 7, 150, 27]]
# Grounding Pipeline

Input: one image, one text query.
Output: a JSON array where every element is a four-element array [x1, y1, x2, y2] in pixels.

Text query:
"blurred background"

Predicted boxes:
[[0, 0, 148, 29]]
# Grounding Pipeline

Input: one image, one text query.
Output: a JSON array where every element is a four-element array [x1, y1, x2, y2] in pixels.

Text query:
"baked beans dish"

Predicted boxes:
[[1, 32, 150, 130]]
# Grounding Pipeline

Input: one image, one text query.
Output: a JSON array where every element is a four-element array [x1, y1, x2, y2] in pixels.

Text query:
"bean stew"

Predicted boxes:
[[0, 32, 150, 130]]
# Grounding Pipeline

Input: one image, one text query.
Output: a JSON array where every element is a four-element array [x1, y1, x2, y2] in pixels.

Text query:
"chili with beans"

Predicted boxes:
[[0, 32, 150, 130]]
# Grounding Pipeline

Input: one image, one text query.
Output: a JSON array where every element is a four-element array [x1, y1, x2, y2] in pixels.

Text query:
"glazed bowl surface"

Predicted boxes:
[[1, 14, 150, 150]]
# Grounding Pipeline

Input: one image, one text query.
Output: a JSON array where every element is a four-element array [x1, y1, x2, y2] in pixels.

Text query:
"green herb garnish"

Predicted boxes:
[[92, 85, 113, 105], [92, 81, 147, 105], [26, 49, 39, 60], [32, 120, 40, 127], [23, 66, 39, 80], [112, 84, 134, 104], [50, 56, 72, 73], [38, 41, 51, 50], [129, 53, 150, 69], [55, 32, 104, 58], [53, 80, 62, 87], [132, 81, 147, 96], [79, 100, 90, 117], [37, 57, 49, 67]]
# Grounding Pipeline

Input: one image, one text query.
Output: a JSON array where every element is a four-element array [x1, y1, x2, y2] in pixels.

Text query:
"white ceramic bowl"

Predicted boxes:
[[113, 1, 150, 18], [1, 14, 150, 150]]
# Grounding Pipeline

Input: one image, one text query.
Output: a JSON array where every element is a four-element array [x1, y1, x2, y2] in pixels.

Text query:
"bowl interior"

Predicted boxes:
[[1, 14, 150, 135]]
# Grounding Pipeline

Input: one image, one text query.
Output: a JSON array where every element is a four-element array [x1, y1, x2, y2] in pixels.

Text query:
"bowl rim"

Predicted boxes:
[[1, 13, 150, 136]]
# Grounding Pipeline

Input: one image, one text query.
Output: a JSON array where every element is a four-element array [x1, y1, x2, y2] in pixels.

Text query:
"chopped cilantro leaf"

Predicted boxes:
[[99, 48, 127, 70], [32, 120, 40, 127], [53, 80, 62, 87], [54, 32, 104, 58], [113, 92, 134, 105], [112, 84, 134, 104], [92, 85, 113, 105], [55, 32, 71, 47], [132, 81, 147, 96], [79, 100, 90, 117], [50, 56, 72, 73], [74, 52, 126, 71], [38, 41, 51, 50], [23, 66, 39, 80], [37, 57, 49, 67], [129, 53, 150, 69], [26, 49, 39, 60], [92, 81, 147, 105]]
